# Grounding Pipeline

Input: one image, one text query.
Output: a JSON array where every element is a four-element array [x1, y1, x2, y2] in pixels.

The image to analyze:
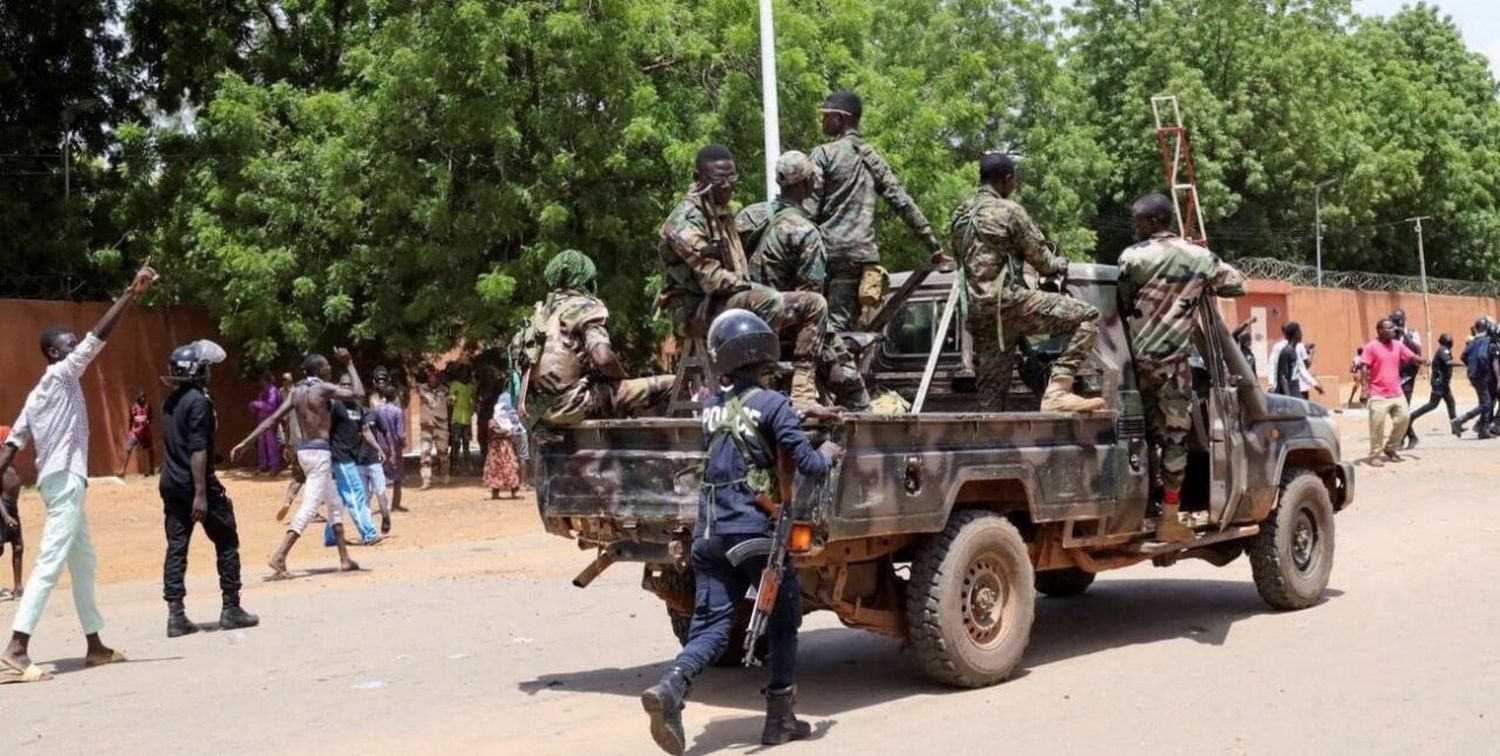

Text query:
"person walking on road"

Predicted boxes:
[[0, 266, 157, 683], [640, 309, 843, 755], [1409, 332, 1456, 439], [1361, 318, 1426, 465], [1391, 309, 1424, 448], [1454, 318, 1495, 438], [159, 340, 260, 638]]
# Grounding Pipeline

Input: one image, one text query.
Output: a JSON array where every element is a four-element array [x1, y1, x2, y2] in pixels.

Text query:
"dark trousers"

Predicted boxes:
[[674, 535, 801, 690], [162, 482, 242, 603], [1409, 385, 1457, 424], [1456, 380, 1495, 435], [1401, 379, 1418, 442]]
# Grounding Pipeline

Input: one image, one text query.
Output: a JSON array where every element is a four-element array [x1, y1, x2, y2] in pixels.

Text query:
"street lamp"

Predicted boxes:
[[1313, 178, 1337, 287]]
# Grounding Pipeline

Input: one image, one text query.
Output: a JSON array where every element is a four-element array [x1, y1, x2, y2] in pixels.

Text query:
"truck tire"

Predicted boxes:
[[1249, 469, 1335, 610], [1034, 567, 1096, 598], [906, 510, 1036, 688]]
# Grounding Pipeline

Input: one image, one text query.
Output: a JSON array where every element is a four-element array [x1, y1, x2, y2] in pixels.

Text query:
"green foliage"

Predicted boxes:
[[6, 0, 1500, 368]]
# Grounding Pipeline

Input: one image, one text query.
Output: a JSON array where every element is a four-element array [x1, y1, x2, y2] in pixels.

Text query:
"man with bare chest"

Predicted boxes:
[[232, 349, 366, 577]]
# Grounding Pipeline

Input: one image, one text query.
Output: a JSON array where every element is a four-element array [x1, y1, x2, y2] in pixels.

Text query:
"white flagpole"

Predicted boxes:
[[759, 0, 781, 203]]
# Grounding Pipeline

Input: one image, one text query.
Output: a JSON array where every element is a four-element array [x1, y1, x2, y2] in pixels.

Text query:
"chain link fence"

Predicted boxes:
[[1235, 257, 1500, 298]]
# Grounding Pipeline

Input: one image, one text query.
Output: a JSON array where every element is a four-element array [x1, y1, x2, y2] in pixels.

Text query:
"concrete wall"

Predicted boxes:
[[1218, 280, 1500, 407]]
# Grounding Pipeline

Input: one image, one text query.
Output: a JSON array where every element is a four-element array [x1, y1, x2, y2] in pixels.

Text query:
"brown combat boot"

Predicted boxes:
[[790, 362, 820, 408], [1155, 501, 1196, 543], [1040, 375, 1106, 413]]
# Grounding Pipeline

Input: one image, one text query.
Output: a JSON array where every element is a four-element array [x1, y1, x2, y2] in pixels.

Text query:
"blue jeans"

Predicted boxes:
[[330, 461, 380, 544], [673, 535, 801, 689]]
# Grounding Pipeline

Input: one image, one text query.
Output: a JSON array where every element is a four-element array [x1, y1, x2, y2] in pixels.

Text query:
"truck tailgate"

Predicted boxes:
[[538, 419, 704, 541]]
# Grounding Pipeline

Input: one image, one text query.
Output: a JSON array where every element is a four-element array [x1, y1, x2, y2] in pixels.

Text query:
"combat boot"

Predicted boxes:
[[219, 592, 261, 630], [761, 685, 813, 746], [166, 600, 199, 638], [790, 362, 820, 408], [1041, 375, 1106, 413], [641, 666, 690, 755], [1155, 501, 1196, 544]]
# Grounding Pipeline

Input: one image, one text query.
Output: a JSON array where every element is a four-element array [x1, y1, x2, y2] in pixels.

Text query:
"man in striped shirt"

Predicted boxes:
[[0, 267, 158, 683]]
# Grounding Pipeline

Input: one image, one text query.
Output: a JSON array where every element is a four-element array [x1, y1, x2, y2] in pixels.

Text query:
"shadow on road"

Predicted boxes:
[[686, 715, 837, 755], [518, 576, 1343, 717]]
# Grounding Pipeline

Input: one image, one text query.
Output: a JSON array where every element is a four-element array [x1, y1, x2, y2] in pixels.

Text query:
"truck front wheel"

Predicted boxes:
[[1249, 469, 1335, 610], [906, 510, 1036, 688]]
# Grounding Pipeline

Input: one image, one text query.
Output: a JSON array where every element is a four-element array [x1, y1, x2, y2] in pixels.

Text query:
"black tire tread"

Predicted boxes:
[[1248, 468, 1334, 610]]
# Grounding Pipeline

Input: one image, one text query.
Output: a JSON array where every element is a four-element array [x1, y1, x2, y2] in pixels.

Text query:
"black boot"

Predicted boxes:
[[166, 600, 199, 638], [761, 685, 813, 746], [219, 592, 261, 630], [641, 666, 690, 755]]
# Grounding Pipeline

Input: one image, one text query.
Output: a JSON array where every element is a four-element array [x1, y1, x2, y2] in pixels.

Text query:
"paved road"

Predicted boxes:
[[4, 418, 1498, 754]]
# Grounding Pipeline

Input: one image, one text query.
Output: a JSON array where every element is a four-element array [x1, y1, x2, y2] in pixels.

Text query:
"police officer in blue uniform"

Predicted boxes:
[[640, 309, 844, 755]]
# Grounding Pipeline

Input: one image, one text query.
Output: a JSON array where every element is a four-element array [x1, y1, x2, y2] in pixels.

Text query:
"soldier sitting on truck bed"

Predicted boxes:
[[949, 153, 1105, 412], [515, 250, 673, 426], [1117, 193, 1246, 542], [658, 145, 830, 408], [640, 308, 843, 755], [737, 151, 872, 412]]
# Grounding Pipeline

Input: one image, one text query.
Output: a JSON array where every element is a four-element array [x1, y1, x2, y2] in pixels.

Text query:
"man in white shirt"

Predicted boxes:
[[1268, 322, 1324, 399], [0, 267, 157, 682]]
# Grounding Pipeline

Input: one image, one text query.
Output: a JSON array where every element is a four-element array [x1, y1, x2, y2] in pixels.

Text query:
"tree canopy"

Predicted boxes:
[[5, 0, 1499, 366]]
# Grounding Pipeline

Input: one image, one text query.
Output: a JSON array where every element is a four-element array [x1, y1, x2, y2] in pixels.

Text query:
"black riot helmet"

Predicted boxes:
[[166, 339, 228, 384], [706, 308, 779, 375]]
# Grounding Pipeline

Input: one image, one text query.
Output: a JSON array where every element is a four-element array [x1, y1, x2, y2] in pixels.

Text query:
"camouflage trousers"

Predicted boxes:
[[1138, 360, 1192, 493], [825, 260, 870, 332], [725, 284, 827, 360], [819, 335, 871, 411], [968, 289, 1100, 411], [538, 374, 675, 427]]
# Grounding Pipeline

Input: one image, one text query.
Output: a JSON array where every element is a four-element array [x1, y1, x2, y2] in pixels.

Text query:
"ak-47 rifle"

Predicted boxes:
[[742, 449, 798, 667]]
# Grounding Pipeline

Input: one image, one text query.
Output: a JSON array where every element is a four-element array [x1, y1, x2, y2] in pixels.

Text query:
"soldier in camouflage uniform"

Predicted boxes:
[[811, 90, 951, 331], [1118, 193, 1246, 542], [416, 367, 451, 490], [738, 152, 870, 411], [950, 154, 1104, 413], [658, 145, 830, 407], [517, 250, 673, 427]]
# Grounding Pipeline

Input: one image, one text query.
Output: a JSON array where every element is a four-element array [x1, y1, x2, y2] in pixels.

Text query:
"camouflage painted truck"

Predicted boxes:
[[536, 264, 1355, 688]]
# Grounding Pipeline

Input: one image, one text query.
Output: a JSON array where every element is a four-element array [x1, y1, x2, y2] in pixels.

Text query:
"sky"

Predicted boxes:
[[1351, 1, 1496, 75]]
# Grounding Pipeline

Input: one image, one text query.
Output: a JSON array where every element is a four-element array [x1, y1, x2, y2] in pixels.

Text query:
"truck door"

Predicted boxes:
[[1196, 299, 1248, 527]]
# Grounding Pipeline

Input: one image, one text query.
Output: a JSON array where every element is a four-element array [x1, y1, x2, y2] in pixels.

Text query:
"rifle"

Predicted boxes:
[[742, 449, 798, 668]]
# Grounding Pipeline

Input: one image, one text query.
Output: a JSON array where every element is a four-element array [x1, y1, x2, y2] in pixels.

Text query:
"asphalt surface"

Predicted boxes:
[[3, 411, 1498, 755]]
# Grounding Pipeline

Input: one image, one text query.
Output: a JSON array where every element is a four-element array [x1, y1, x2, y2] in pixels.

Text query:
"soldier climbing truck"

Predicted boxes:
[[536, 263, 1355, 688]]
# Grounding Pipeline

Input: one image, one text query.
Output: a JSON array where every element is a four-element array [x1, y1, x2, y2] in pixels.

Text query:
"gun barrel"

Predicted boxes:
[[571, 551, 617, 588]]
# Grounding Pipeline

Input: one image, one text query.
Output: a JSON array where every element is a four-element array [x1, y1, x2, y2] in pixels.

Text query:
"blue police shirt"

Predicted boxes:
[[696, 381, 829, 538]]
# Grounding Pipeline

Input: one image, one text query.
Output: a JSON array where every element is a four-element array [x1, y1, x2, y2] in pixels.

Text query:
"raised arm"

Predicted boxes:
[[328, 348, 364, 400], [93, 267, 159, 343]]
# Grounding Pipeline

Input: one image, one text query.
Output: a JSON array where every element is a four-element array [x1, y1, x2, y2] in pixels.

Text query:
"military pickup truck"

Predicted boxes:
[[536, 264, 1355, 688]]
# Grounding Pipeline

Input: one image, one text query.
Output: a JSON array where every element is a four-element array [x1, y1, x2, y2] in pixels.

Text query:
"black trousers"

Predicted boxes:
[[1401, 379, 1418, 442], [1409, 385, 1457, 424], [162, 481, 242, 603], [1455, 381, 1496, 435]]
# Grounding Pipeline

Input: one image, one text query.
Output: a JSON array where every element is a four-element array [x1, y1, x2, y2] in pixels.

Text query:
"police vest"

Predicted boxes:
[[701, 388, 779, 505]]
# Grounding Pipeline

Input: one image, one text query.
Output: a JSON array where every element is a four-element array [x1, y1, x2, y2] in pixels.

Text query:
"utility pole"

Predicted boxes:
[[1313, 179, 1337, 287], [758, 0, 781, 203], [1408, 216, 1434, 351]]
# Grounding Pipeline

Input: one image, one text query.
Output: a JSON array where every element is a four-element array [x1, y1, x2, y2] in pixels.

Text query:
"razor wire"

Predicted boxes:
[[1233, 257, 1500, 299]]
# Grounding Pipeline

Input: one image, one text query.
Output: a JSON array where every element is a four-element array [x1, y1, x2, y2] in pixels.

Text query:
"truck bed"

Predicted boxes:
[[538, 409, 1136, 550]]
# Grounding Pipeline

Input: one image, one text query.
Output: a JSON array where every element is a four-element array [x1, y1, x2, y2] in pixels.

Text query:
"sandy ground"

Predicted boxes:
[[3, 406, 1498, 755]]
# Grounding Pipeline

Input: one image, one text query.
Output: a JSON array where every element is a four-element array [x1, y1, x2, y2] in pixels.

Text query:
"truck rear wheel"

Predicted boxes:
[[1249, 469, 1335, 610], [906, 510, 1035, 688], [1034, 567, 1096, 598]]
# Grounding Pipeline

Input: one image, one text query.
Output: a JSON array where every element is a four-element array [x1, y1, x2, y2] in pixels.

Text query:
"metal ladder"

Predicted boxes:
[[1151, 95, 1210, 248]]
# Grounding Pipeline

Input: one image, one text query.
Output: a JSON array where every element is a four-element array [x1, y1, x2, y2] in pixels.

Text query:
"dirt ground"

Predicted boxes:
[[2, 403, 1498, 754]]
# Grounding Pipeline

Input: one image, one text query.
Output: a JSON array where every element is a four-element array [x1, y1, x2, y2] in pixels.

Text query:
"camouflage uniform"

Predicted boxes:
[[811, 131, 941, 330], [519, 290, 673, 427], [949, 186, 1100, 411], [658, 188, 828, 362], [741, 198, 827, 294], [1118, 231, 1246, 491], [417, 383, 451, 485]]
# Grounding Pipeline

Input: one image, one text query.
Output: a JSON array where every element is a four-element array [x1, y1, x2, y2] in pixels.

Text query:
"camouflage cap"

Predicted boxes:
[[775, 150, 822, 189]]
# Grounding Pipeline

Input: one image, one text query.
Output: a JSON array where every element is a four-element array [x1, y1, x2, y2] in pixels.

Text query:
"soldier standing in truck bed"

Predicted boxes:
[[1117, 193, 1246, 542], [950, 153, 1104, 413], [811, 90, 950, 331], [516, 250, 673, 426], [658, 145, 830, 407], [740, 151, 871, 411]]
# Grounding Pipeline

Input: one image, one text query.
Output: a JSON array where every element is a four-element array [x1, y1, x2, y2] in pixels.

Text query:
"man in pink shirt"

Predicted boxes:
[[1360, 318, 1426, 465]]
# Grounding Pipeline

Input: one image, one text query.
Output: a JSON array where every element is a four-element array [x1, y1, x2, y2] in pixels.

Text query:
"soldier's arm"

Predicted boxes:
[[1009, 205, 1068, 278], [1209, 256, 1247, 297], [1115, 256, 1140, 313], [663, 208, 746, 294], [865, 146, 941, 254], [583, 323, 628, 380], [808, 145, 833, 222], [796, 227, 829, 293]]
